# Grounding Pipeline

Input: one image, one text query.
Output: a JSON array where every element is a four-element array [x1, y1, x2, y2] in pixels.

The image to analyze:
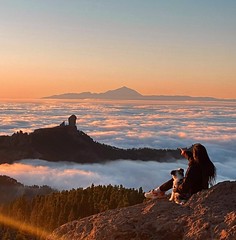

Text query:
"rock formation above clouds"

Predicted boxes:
[[0, 118, 181, 164], [47, 181, 236, 240]]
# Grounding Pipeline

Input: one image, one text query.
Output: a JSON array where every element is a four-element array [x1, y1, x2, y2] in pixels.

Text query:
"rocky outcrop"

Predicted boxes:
[[47, 181, 236, 240], [0, 123, 182, 164]]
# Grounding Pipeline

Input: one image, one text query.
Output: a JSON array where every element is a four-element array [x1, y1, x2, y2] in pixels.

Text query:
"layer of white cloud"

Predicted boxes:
[[0, 159, 234, 192], [0, 100, 235, 190]]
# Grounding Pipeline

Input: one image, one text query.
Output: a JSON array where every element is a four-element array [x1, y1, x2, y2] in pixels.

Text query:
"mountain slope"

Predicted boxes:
[[0, 175, 55, 204], [47, 181, 236, 240]]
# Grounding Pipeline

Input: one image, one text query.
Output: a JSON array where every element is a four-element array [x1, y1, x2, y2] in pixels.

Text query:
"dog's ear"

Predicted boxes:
[[179, 168, 184, 174]]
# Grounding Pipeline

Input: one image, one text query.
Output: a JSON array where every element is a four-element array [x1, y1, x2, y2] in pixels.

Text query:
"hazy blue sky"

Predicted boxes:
[[1, 0, 236, 98]]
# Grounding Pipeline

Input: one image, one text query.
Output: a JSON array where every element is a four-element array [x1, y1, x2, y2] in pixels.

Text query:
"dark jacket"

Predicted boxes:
[[177, 151, 208, 197]]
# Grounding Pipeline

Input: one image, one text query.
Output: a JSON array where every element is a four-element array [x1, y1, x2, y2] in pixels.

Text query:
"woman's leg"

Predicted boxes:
[[145, 178, 173, 198], [159, 179, 173, 192]]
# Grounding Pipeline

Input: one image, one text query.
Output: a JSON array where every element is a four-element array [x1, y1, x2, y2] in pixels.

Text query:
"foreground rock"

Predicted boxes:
[[47, 181, 236, 240]]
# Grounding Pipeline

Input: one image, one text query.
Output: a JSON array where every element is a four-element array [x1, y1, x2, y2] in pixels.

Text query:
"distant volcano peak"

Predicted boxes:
[[102, 86, 143, 99]]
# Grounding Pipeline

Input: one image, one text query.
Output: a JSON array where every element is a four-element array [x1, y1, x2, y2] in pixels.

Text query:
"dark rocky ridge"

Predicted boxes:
[[0, 124, 182, 164], [47, 181, 236, 240]]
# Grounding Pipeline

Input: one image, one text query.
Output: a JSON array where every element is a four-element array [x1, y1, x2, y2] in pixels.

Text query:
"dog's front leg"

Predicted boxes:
[[169, 192, 174, 201]]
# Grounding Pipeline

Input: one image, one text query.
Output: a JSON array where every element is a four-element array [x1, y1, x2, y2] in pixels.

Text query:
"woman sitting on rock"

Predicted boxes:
[[145, 143, 216, 200]]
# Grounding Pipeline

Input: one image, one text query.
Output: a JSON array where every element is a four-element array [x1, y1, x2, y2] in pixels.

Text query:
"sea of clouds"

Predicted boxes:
[[0, 99, 235, 191]]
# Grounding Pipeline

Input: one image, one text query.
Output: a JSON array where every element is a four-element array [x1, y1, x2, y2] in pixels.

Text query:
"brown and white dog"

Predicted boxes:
[[169, 168, 185, 205]]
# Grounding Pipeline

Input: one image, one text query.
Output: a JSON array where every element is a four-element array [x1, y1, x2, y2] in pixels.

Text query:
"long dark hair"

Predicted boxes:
[[192, 143, 216, 186]]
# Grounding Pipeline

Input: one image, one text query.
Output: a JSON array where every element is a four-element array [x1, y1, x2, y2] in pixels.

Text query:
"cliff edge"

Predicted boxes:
[[47, 181, 236, 240]]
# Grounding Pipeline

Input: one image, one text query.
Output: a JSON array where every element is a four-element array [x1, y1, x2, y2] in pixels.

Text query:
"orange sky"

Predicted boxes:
[[1, 1, 235, 99]]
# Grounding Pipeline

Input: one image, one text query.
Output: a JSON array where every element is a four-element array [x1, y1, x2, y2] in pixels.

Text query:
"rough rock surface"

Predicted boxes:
[[47, 181, 236, 240]]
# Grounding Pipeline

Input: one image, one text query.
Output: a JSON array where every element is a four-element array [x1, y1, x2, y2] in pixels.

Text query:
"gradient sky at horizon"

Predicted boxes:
[[1, 0, 236, 99]]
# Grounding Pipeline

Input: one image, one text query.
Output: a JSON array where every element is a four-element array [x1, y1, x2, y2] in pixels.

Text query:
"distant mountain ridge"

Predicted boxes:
[[43, 86, 143, 100], [43, 86, 236, 102]]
